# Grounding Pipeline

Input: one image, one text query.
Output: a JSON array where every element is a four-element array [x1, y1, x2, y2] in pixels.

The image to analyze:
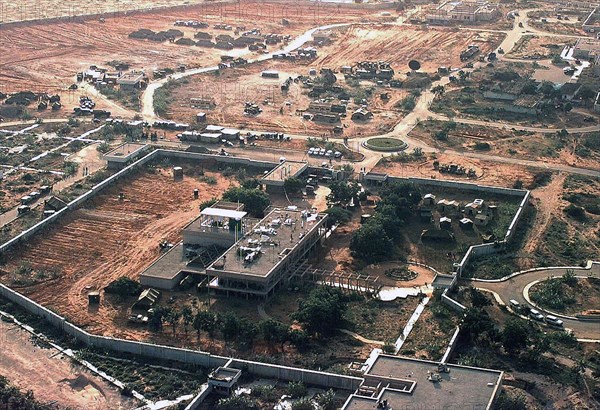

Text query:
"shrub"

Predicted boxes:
[[105, 277, 143, 297], [291, 397, 313, 410], [199, 175, 217, 185], [216, 395, 259, 410], [286, 381, 308, 399], [564, 204, 587, 222]]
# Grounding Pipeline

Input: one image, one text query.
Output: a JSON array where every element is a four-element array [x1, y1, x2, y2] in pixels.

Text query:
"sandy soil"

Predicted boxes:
[[313, 25, 504, 73], [372, 153, 537, 188], [165, 59, 406, 138], [506, 35, 575, 59], [522, 173, 565, 255], [0, 321, 135, 409], [0, 165, 237, 336], [0, 1, 375, 95]]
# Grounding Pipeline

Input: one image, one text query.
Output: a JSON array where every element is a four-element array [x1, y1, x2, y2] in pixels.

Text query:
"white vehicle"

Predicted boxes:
[[529, 308, 544, 321], [334, 151, 342, 158], [325, 150, 333, 157], [319, 148, 326, 156], [509, 299, 520, 310], [279, 156, 286, 163], [545, 315, 564, 327], [307, 147, 315, 155]]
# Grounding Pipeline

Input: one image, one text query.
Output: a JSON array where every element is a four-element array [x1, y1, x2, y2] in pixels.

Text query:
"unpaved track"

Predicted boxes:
[[522, 173, 565, 255]]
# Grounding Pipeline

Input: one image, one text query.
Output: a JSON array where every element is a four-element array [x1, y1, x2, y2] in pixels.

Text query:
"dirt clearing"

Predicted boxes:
[[314, 25, 504, 73], [0, 320, 134, 409], [0, 163, 237, 336]]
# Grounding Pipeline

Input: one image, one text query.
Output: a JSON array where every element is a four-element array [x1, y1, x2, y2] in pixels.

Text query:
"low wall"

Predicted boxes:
[[441, 290, 466, 313], [0, 282, 361, 391], [440, 327, 461, 364]]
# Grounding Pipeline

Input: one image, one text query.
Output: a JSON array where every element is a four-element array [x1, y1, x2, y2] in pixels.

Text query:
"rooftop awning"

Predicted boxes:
[[201, 207, 247, 220]]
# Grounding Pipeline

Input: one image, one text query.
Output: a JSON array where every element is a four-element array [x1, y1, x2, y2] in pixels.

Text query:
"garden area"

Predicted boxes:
[[363, 137, 407, 152], [530, 271, 600, 315]]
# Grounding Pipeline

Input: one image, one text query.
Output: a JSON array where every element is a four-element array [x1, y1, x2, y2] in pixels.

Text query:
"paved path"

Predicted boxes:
[[468, 263, 600, 340]]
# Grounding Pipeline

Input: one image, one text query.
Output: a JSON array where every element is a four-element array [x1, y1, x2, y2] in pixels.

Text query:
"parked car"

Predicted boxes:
[[325, 150, 333, 158], [545, 315, 564, 327], [529, 308, 544, 321], [319, 148, 326, 156], [308, 147, 315, 155], [509, 299, 520, 311], [334, 151, 342, 159]]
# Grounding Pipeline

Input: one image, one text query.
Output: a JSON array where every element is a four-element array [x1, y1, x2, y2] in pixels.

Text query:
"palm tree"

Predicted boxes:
[[181, 306, 193, 334]]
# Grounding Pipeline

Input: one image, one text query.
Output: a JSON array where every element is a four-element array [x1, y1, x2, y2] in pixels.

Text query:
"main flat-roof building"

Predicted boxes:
[[343, 355, 503, 410], [206, 207, 327, 298]]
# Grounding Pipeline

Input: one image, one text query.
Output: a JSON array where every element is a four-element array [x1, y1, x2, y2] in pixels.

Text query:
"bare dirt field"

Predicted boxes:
[[0, 320, 135, 409], [0, 163, 238, 337], [506, 35, 574, 59], [372, 153, 537, 188], [0, 1, 376, 95], [314, 25, 504, 73], [408, 120, 600, 171], [165, 59, 406, 137]]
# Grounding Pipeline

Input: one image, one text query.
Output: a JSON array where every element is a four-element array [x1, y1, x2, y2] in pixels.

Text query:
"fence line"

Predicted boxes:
[[0, 283, 362, 391]]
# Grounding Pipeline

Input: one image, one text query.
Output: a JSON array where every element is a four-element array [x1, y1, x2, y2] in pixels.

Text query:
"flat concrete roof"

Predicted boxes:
[[140, 243, 205, 281], [208, 208, 325, 279], [261, 160, 307, 185], [344, 355, 503, 410], [104, 143, 148, 162]]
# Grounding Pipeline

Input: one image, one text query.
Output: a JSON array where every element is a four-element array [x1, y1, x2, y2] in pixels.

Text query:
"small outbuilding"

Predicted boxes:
[[459, 217, 474, 229], [132, 288, 161, 310], [440, 216, 452, 230]]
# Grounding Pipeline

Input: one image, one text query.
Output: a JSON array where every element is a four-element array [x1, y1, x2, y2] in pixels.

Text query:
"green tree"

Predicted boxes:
[[469, 287, 491, 308], [460, 308, 496, 345], [164, 307, 181, 335], [288, 329, 309, 351], [501, 318, 529, 353], [284, 177, 304, 195], [221, 312, 242, 342], [324, 206, 353, 226], [216, 395, 259, 410], [193, 310, 218, 340], [326, 180, 360, 206], [292, 287, 347, 336], [181, 306, 193, 334], [222, 186, 270, 217], [316, 389, 337, 410], [350, 221, 394, 262], [259, 319, 289, 350]]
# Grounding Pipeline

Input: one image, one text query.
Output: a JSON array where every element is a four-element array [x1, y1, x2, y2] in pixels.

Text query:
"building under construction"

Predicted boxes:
[[140, 200, 328, 299]]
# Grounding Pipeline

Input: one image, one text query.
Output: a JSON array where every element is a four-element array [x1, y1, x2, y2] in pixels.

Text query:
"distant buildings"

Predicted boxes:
[[427, 0, 500, 25]]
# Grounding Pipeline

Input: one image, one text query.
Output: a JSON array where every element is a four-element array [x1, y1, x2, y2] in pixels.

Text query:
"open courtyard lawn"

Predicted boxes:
[[399, 293, 460, 361], [530, 274, 600, 315]]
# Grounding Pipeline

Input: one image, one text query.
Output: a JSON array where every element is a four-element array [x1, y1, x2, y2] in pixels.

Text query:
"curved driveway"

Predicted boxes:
[[469, 263, 600, 340]]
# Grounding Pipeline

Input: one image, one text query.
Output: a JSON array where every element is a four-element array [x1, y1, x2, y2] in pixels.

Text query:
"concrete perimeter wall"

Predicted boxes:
[[0, 282, 361, 390]]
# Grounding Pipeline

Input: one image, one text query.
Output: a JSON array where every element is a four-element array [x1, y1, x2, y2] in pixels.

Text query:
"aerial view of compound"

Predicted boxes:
[[0, 0, 599, 409]]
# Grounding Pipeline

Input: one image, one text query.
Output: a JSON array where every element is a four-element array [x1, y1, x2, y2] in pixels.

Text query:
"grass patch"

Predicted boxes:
[[364, 137, 407, 152]]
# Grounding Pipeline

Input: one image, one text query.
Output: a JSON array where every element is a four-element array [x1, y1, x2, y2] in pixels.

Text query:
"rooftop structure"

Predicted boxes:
[[343, 355, 503, 410], [117, 70, 145, 88], [260, 160, 308, 192], [103, 143, 150, 169], [207, 208, 328, 298]]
